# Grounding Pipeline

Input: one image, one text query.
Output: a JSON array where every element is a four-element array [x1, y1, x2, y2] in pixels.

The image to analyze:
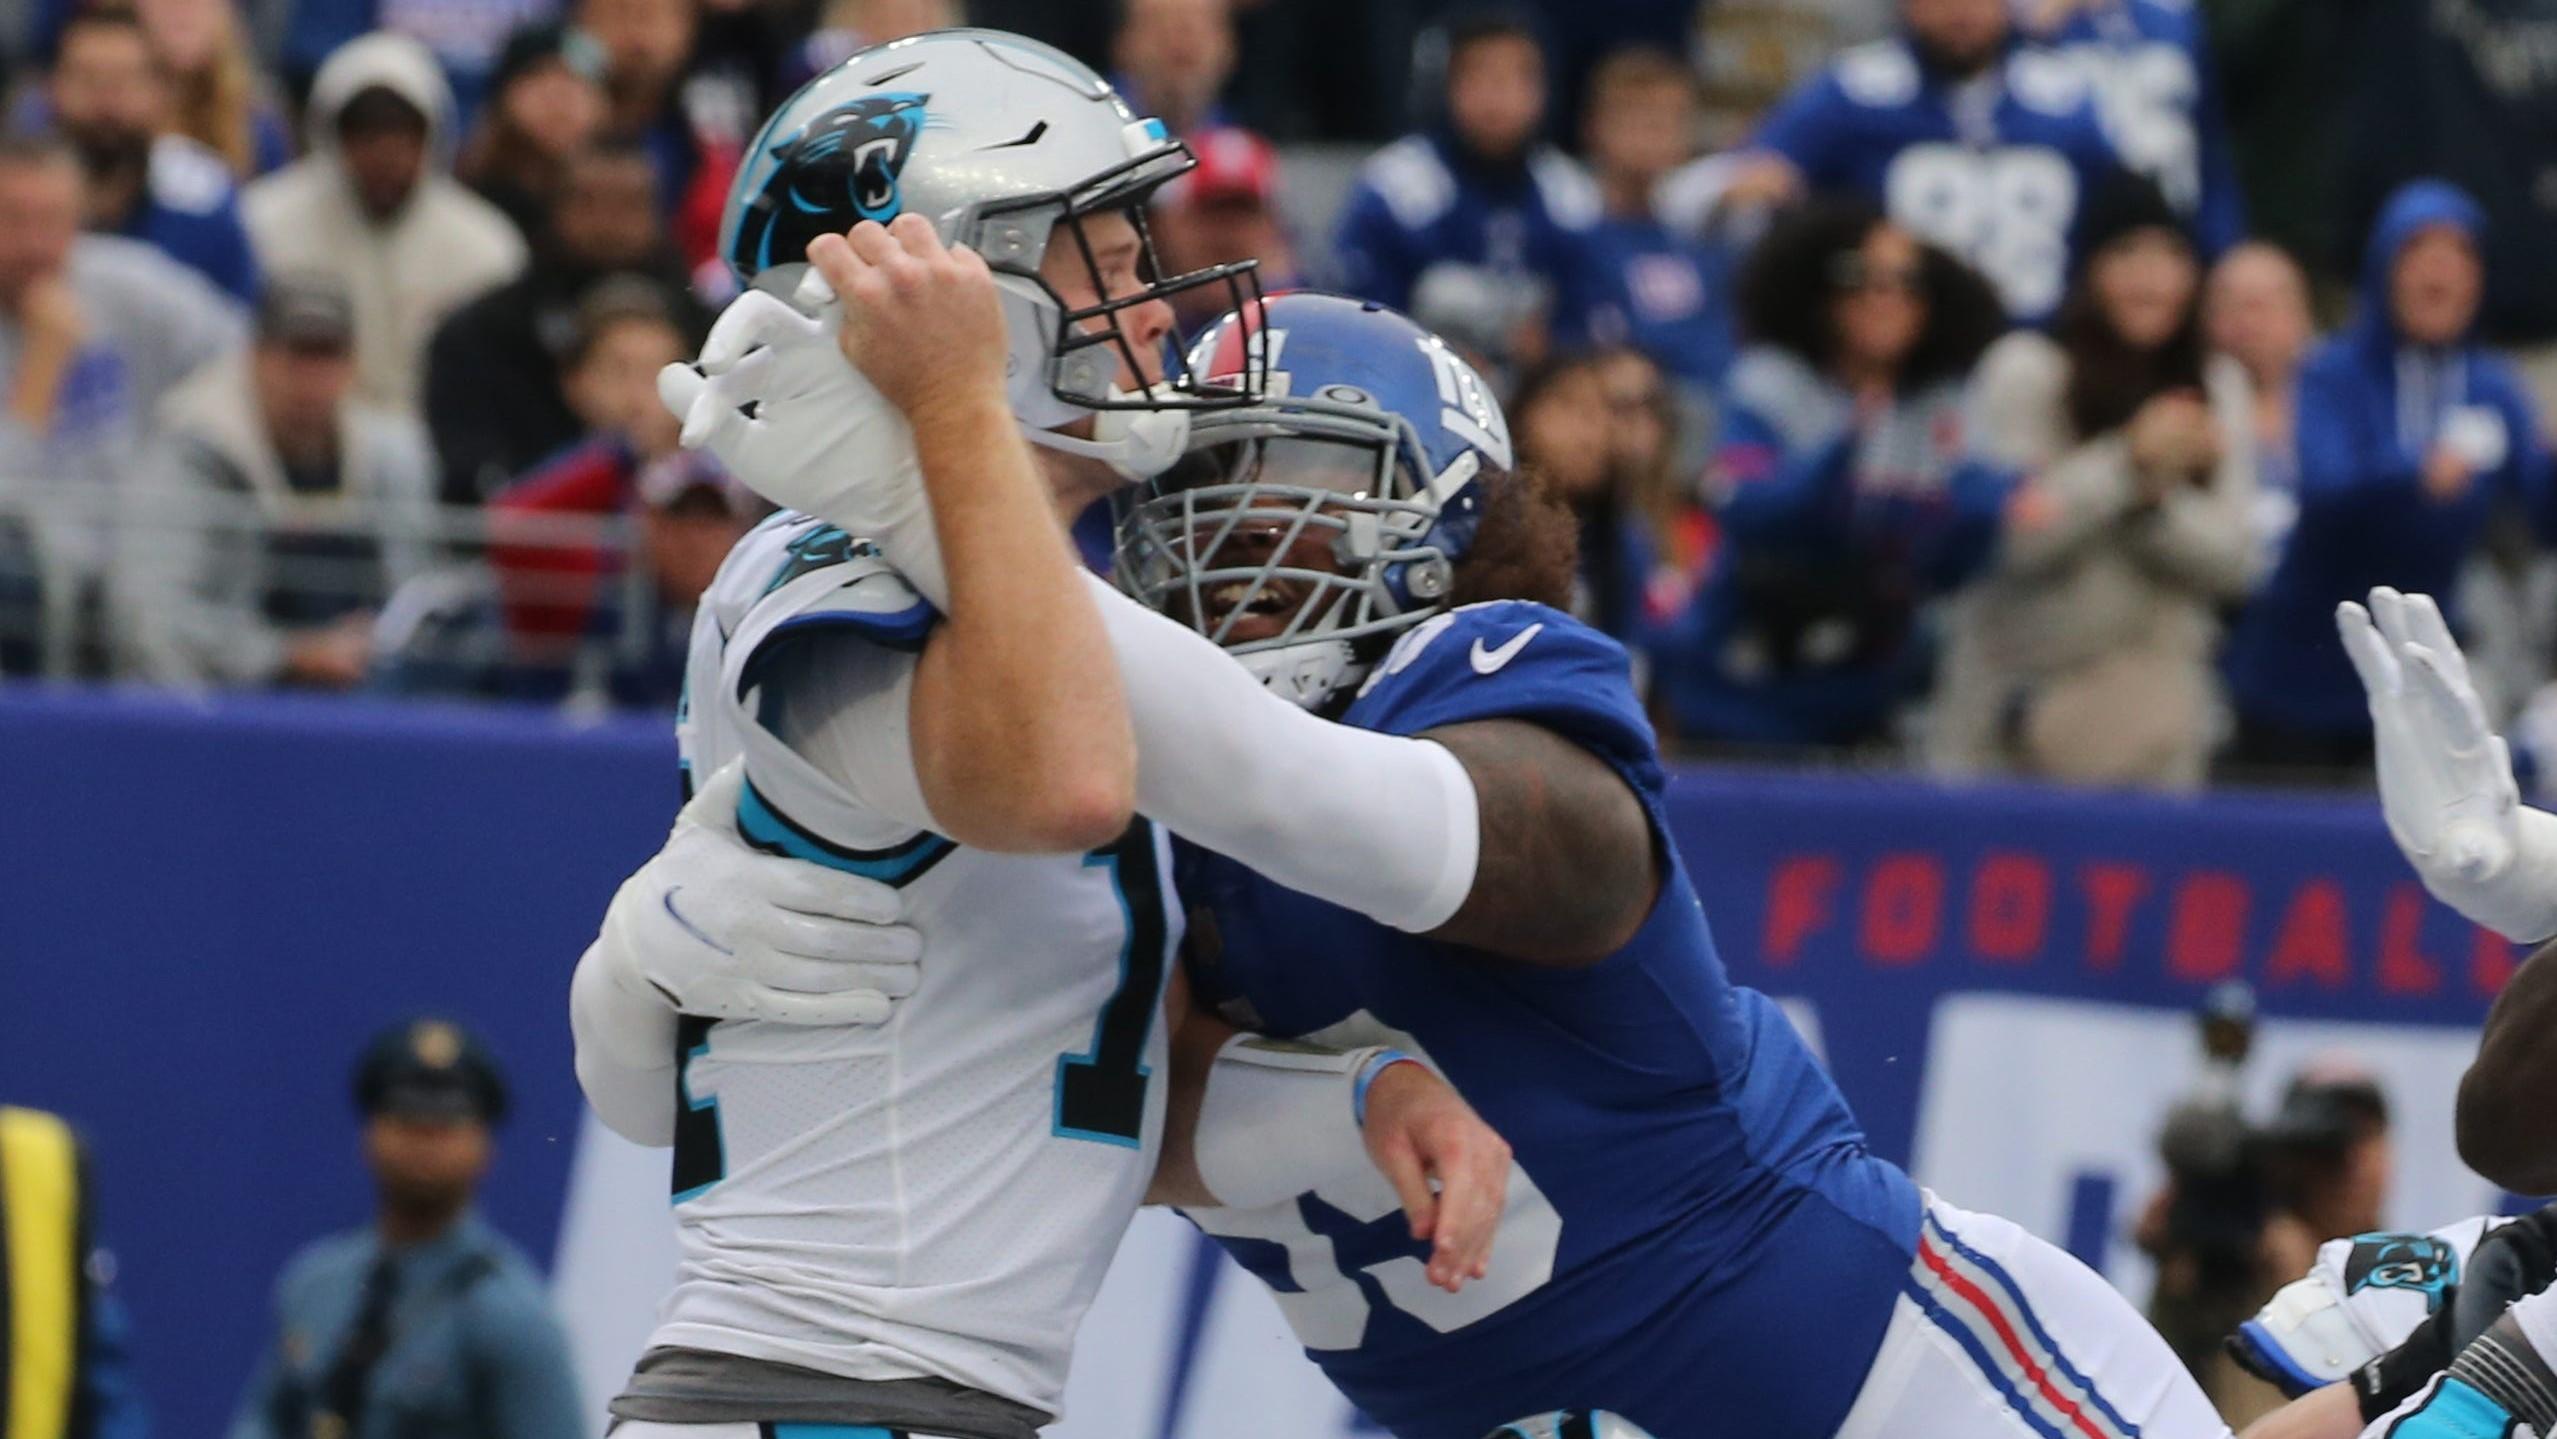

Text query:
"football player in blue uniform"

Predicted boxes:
[[638, 274, 2236, 1437], [1740, 0, 2126, 324]]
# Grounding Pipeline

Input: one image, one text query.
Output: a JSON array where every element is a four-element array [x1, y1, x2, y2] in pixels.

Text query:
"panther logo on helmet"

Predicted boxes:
[[2343, 1233, 2459, 1312], [730, 92, 931, 276]]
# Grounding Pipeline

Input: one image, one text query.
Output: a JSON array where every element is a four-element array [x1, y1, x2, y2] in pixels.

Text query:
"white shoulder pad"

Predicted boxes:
[[1835, 42, 1922, 108], [1361, 136, 1458, 232], [2007, 48, 2095, 115], [148, 136, 235, 216]]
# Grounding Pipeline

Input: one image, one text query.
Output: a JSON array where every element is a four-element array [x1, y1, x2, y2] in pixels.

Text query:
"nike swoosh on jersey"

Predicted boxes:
[[1470, 623, 1544, 675]]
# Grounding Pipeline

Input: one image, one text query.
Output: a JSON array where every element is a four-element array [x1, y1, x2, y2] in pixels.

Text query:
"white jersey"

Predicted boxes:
[[654, 511, 1179, 1417]]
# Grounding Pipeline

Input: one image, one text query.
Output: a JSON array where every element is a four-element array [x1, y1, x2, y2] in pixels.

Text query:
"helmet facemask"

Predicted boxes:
[[1116, 393, 1474, 709]]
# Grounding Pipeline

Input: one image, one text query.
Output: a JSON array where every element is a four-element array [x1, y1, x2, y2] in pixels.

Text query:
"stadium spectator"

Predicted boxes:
[[115, 275, 434, 691], [2206, 241, 2316, 573], [1741, 0, 2124, 325], [0, 134, 242, 676], [456, 21, 610, 244], [1512, 347, 1692, 650], [1570, 49, 1738, 421], [2257, 1065, 2393, 1277], [0, 1106, 148, 1439], [1148, 126, 1299, 332], [245, 33, 527, 417], [577, 0, 738, 273], [42, 5, 259, 301], [135, 0, 291, 177], [1932, 172, 2258, 792], [2202, 0, 2357, 292], [478, 280, 686, 694], [1110, 0, 1235, 138], [787, 0, 959, 89], [1653, 201, 2009, 751], [1329, 8, 1597, 374], [227, 1018, 583, 1439], [427, 142, 699, 506], [2025, 0, 2245, 258], [2223, 181, 2557, 774]]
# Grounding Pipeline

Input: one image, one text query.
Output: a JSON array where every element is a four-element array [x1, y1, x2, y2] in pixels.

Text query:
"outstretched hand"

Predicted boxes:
[[1360, 1060, 1513, 1293]]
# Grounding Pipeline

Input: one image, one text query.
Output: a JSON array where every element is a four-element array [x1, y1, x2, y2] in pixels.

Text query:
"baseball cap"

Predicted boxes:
[[1175, 127, 1278, 209], [352, 1018, 510, 1124], [256, 274, 356, 351]]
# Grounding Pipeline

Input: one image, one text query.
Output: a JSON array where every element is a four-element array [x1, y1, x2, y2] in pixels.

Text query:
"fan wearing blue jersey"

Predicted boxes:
[[648, 280, 2233, 1439], [1739, 0, 2126, 324], [2026, 0, 2245, 259]]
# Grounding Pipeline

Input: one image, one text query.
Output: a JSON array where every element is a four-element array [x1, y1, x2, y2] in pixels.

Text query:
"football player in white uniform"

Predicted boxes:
[[570, 30, 1511, 1439]]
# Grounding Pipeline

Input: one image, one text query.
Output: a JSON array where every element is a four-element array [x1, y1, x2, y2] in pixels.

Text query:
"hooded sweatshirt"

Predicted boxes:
[[2224, 180, 2557, 737], [243, 33, 525, 415]]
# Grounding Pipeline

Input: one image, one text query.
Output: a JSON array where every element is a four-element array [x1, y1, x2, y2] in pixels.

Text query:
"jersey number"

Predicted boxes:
[[1188, 1016, 1565, 1346], [1884, 143, 2077, 319], [1054, 822, 1172, 1147], [671, 1014, 725, 1202]]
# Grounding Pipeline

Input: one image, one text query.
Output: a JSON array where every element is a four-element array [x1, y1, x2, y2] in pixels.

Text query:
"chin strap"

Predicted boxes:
[[1024, 400, 1192, 479]]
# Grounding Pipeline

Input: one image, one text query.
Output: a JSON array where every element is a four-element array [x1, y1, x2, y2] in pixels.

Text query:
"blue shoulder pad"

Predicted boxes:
[[1343, 601, 1662, 794]]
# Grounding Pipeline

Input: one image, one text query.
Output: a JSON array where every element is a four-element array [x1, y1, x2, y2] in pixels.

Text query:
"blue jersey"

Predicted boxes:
[[1755, 38, 2122, 323], [1330, 133, 1601, 326], [2040, 0, 2245, 256], [1564, 215, 1736, 388], [1176, 602, 1920, 1439]]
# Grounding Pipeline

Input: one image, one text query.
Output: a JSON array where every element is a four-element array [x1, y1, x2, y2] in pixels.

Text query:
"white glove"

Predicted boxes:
[[2338, 587, 2557, 942], [656, 276, 952, 607], [593, 759, 925, 1025]]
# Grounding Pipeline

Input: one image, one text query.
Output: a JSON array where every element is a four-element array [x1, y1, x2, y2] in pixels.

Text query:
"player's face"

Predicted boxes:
[[1830, 223, 1929, 374], [0, 159, 82, 305], [2392, 227, 2482, 348], [1447, 35, 1545, 162], [1902, 0, 2008, 74], [2091, 227, 2199, 353], [2205, 243, 2313, 379], [1159, 434, 1369, 645], [363, 1115, 491, 1209], [1039, 208, 1175, 391]]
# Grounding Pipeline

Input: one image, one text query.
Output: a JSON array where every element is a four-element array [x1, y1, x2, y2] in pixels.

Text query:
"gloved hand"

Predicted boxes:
[[656, 273, 952, 607], [593, 759, 924, 1026], [2338, 587, 2557, 942]]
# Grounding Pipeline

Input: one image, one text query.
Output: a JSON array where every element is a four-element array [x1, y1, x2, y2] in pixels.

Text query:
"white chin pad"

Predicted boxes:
[[1025, 402, 1192, 479]]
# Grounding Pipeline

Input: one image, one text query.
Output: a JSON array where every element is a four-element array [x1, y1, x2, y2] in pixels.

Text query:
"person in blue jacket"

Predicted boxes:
[[1745, 0, 2124, 326], [2029, 0, 2246, 260], [1654, 199, 2013, 750], [1329, 7, 1597, 368], [2224, 179, 2557, 773], [40, 6, 258, 303]]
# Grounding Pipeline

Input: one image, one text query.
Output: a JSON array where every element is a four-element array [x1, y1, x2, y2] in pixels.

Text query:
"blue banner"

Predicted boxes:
[[0, 691, 2516, 1439]]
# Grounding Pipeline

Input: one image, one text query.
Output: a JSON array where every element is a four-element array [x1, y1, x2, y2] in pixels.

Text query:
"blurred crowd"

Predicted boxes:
[[10, 0, 2557, 785]]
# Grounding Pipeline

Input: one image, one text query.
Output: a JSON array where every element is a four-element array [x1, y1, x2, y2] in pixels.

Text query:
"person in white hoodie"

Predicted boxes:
[[243, 31, 525, 417]]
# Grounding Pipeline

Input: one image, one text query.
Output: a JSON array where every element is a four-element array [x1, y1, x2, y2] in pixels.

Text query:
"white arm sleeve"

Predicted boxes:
[[569, 942, 678, 1145], [1191, 1035, 1406, 1208], [1089, 574, 1480, 932]]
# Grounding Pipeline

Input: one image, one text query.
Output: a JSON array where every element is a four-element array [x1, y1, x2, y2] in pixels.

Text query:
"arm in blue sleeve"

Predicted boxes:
[[2293, 360, 2413, 507], [1917, 458, 2015, 591], [472, 1290, 587, 1439], [1748, 70, 1848, 184], [1329, 182, 1418, 313], [1712, 404, 1855, 544], [204, 203, 261, 306], [2498, 395, 2557, 546]]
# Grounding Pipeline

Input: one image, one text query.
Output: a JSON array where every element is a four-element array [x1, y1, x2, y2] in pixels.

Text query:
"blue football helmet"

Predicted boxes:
[[716, 28, 1259, 464], [1114, 292, 1515, 710]]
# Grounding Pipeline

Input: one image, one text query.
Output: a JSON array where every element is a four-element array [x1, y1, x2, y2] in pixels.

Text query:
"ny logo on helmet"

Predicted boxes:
[[735, 92, 931, 273]]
